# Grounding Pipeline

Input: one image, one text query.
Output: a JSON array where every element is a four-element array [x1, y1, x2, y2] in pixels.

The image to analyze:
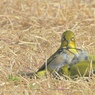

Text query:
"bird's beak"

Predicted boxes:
[[66, 40, 71, 48]]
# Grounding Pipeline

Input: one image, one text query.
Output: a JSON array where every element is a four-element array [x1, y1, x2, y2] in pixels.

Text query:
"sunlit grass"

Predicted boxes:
[[0, 0, 95, 94]]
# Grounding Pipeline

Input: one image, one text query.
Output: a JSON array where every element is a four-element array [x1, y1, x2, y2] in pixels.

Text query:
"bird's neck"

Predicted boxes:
[[60, 43, 77, 54], [69, 48, 78, 54]]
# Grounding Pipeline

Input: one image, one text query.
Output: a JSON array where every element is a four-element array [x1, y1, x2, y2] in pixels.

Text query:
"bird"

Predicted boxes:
[[68, 49, 95, 77], [70, 60, 95, 77], [59, 60, 95, 77], [19, 30, 95, 79], [58, 46, 95, 78], [36, 30, 83, 77]]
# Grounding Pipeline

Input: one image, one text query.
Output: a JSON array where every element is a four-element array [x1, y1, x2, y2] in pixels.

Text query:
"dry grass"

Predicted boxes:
[[0, 0, 95, 95]]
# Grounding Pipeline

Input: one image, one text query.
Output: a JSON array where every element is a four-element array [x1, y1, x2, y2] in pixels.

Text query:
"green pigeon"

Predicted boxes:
[[36, 30, 82, 77], [36, 30, 95, 78], [58, 42, 95, 77], [19, 30, 95, 79], [59, 60, 95, 77]]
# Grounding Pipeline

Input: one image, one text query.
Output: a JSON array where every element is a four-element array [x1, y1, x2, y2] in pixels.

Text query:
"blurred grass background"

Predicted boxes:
[[0, 0, 95, 95]]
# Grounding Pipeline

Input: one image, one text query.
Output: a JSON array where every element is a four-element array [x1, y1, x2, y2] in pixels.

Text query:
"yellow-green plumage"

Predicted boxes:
[[70, 61, 95, 77], [88, 54, 95, 61], [58, 64, 70, 76], [36, 30, 95, 78], [59, 61, 95, 77], [60, 30, 77, 53], [72, 53, 95, 76], [36, 70, 47, 78], [36, 30, 79, 77]]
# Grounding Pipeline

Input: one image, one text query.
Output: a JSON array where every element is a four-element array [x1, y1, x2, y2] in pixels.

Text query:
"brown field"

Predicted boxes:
[[0, 0, 95, 95]]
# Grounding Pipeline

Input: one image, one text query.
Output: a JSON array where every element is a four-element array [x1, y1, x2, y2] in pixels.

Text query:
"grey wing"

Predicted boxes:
[[37, 49, 68, 72], [47, 52, 68, 72], [70, 53, 79, 65], [37, 48, 62, 72], [77, 50, 88, 61], [70, 50, 89, 67]]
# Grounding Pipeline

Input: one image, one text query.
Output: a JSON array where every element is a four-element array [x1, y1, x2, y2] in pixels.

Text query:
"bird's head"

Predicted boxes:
[[60, 30, 77, 53]]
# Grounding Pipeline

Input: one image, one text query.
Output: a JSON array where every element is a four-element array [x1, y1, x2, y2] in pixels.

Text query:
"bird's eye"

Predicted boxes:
[[71, 37, 75, 41], [62, 36, 65, 40], [62, 37, 65, 40]]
